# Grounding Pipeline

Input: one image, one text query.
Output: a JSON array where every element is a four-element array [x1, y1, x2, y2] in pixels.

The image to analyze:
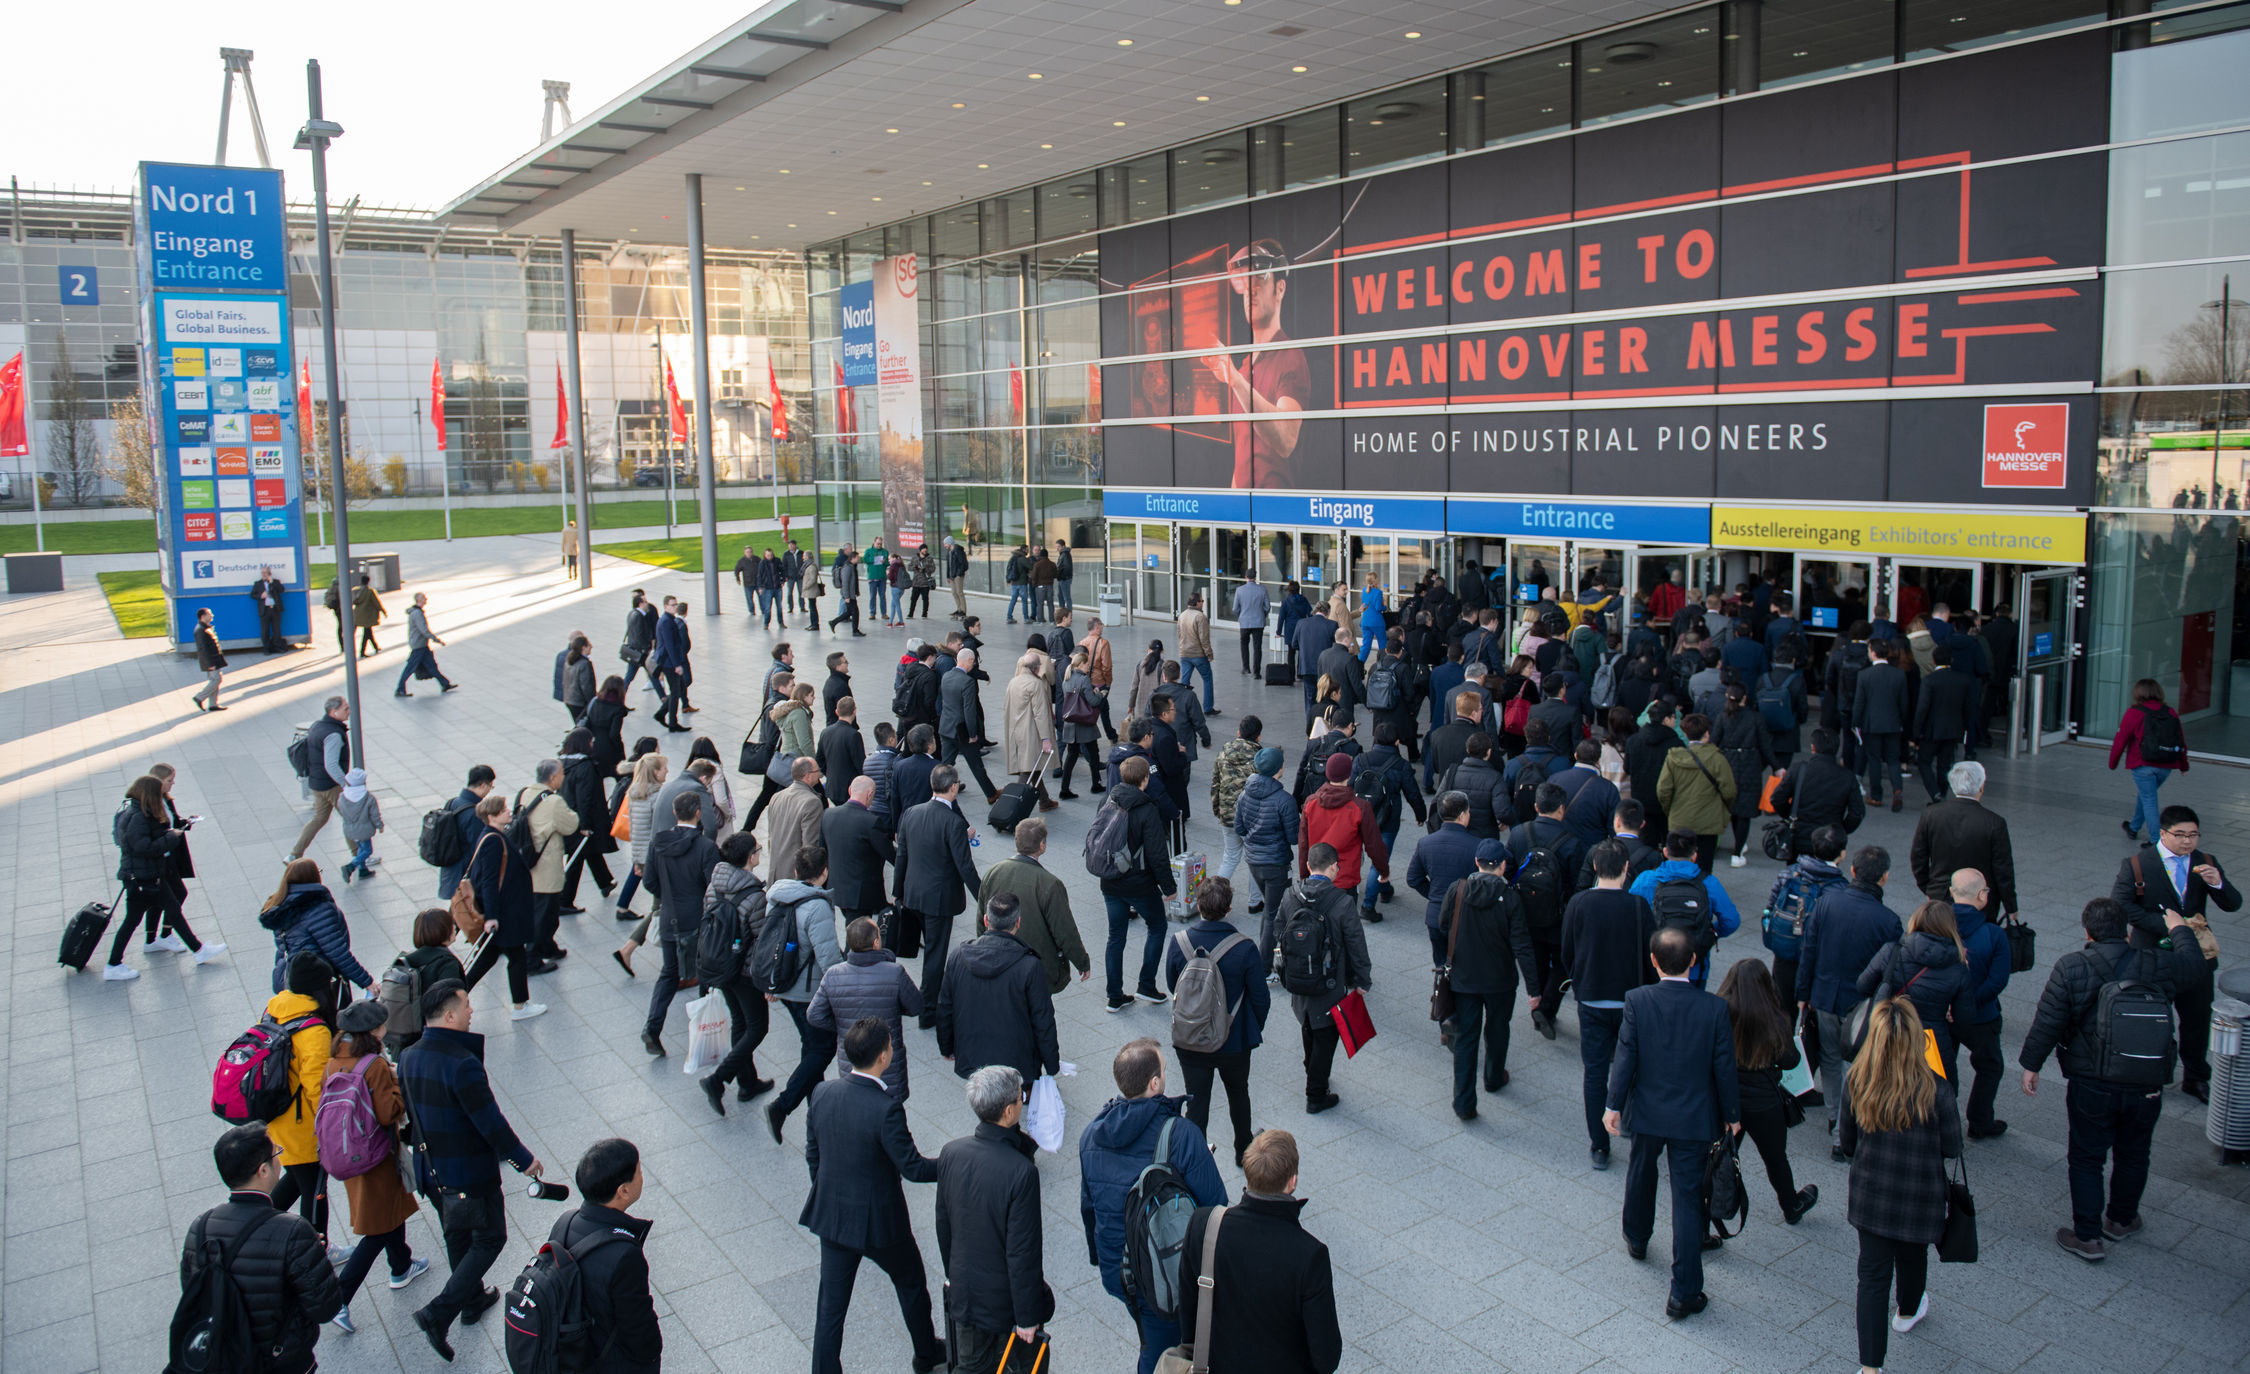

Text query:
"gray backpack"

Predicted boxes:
[[1168, 930, 1248, 1055]]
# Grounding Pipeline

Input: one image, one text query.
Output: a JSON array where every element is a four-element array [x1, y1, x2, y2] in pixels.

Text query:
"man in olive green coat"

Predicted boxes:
[[973, 817, 1089, 993]]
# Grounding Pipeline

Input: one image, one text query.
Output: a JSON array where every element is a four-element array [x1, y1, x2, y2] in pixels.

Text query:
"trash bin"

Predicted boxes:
[[1099, 581, 1126, 628], [2208, 966, 2250, 1159], [4, 552, 64, 594], [348, 552, 402, 594]]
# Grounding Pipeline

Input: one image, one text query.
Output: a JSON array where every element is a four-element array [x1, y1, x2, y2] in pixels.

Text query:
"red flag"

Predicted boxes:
[[832, 360, 857, 442], [1087, 363, 1102, 426], [430, 358, 448, 452], [768, 354, 790, 442], [549, 361, 570, 449], [661, 357, 688, 443], [1010, 365, 1025, 425], [297, 357, 313, 451], [0, 352, 27, 458]]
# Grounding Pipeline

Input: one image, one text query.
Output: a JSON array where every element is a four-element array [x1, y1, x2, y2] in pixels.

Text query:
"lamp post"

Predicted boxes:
[[296, 61, 363, 761]]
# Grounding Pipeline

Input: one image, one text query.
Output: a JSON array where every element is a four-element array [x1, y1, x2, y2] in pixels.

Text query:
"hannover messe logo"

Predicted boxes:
[[1981, 403, 2069, 489]]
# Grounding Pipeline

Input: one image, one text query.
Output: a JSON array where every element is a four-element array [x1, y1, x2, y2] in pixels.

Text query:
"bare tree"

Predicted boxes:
[[103, 392, 160, 511], [302, 399, 373, 511], [2161, 306, 2250, 389], [45, 333, 105, 506]]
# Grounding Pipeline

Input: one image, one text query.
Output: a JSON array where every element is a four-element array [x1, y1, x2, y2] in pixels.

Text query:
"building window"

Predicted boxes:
[[1039, 177, 1099, 240], [1451, 52, 1570, 150], [1253, 106, 1341, 194], [1344, 78, 1449, 175], [1577, 9, 1723, 126], [1756, 0, 1897, 88], [1900, 0, 2100, 58], [1101, 154, 1169, 228], [1173, 133, 1251, 211]]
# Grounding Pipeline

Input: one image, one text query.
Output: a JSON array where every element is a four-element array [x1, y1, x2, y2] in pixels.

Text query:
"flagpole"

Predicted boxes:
[[561, 228, 593, 593], [413, 396, 447, 541], [23, 354, 44, 554]]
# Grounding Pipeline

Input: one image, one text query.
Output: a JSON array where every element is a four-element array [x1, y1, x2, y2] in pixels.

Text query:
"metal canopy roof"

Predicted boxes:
[[441, 0, 1681, 251]]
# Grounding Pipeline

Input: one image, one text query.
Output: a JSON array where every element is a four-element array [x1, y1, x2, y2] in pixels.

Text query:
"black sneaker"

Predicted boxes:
[[1305, 1092, 1340, 1114], [1783, 1185, 1820, 1225], [1135, 986, 1169, 1005], [1106, 995, 1136, 1014]]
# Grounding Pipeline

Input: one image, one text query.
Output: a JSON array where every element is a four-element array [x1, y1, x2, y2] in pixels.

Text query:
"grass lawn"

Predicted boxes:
[[2, 521, 161, 555], [97, 562, 336, 639], [595, 533, 794, 575]]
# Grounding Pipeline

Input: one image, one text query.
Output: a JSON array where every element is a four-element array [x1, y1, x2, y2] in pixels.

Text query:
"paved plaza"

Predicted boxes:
[[2, 534, 2246, 1374]]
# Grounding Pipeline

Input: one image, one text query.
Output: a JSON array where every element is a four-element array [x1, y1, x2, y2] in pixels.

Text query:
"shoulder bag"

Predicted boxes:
[[1937, 1153, 1978, 1263], [1154, 1206, 1226, 1374], [450, 834, 498, 941]]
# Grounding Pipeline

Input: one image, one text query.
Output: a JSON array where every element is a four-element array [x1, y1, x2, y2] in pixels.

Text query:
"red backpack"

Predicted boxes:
[[211, 1014, 320, 1124]]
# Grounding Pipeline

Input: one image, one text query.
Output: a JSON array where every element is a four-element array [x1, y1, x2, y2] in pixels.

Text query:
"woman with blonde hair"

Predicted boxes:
[[1843, 997, 1962, 1373], [1855, 900, 1977, 1059]]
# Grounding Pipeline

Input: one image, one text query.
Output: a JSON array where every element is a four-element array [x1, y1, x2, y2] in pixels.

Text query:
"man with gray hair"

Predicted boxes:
[[289, 696, 352, 861], [935, 1064, 1048, 1371], [516, 759, 582, 969], [1948, 867, 2013, 1138], [936, 891, 1060, 1090], [1908, 758, 2018, 914]]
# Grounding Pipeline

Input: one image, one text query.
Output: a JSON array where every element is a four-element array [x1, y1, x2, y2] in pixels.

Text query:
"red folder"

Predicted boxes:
[[1330, 989, 1376, 1057]]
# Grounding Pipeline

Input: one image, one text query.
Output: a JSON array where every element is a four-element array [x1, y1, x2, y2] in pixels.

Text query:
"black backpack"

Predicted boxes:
[[1119, 1116, 1199, 1322], [1277, 886, 1339, 996], [746, 893, 813, 995], [1351, 752, 1407, 831], [1652, 875, 1715, 953], [1511, 832, 1566, 932], [1507, 767, 1545, 830], [503, 1212, 632, 1374], [2090, 949, 2178, 1088], [698, 879, 763, 985], [1295, 734, 1347, 805], [1364, 657, 1403, 712], [417, 797, 473, 868], [2138, 704, 2186, 767], [1083, 796, 1141, 881], [166, 1209, 285, 1374], [507, 792, 554, 860]]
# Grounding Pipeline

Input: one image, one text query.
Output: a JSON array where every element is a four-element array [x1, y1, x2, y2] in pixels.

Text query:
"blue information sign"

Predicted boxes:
[[1445, 498, 1711, 545], [2032, 631, 2053, 657], [1250, 492, 1447, 531], [1103, 489, 1254, 524], [57, 265, 99, 305], [1808, 605, 1841, 629], [134, 163, 289, 295], [840, 281, 877, 388]]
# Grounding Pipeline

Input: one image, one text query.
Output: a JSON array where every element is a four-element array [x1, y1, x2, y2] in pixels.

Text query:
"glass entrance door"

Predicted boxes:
[[1174, 525, 1212, 620], [1509, 542, 1562, 608], [1891, 562, 1979, 628], [1797, 557, 1874, 678], [2019, 568, 2077, 746], [1300, 531, 1342, 601], [1212, 526, 1253, 624]]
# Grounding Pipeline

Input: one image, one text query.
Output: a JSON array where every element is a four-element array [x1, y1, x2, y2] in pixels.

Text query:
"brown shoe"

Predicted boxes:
[[2055, 1227, 2106, 1262]]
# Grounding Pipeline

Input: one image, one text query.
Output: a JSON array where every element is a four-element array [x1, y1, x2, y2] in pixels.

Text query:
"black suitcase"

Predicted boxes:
[[1264, 661, 1295, 686], [60, 890, 121, 970], [989, 782, 1038, 833]]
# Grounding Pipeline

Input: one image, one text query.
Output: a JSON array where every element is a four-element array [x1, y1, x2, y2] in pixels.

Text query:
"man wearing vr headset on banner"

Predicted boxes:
[[1200, 239, 1311, 490]]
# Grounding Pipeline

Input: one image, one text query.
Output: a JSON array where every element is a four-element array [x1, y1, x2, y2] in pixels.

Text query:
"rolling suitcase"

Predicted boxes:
[[1264, 661, 1295, 686], [989, 782, 1039, 834], [60, 888, 123, 970]]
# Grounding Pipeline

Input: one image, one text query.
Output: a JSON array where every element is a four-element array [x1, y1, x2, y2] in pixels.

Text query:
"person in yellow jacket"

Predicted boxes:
[[266, 952, 343, 1260]]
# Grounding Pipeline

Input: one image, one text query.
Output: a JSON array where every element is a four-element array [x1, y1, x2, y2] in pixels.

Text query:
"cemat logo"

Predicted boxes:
[[1982, 403, 2069, 489]]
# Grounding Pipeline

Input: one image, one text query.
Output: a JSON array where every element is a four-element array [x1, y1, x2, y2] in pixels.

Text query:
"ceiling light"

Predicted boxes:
[[872, 197, 882, 201], [1113, 120, 1126, 126], [1794, 49, 1809, 56], [1292, 65, 1308, 72], [1374, 101, 1419, 119], [885, 127, 899, 133], [779, 168, 791, 174], [1656, 79, 1672, 86], [1606, 40, 1658, 63], [1028, 72, 1043, 79], [952, 101, 966, 108], [1196, 95, 1210, 101], [1117, 38, 1133, 45], [1224, 1, 1240, 6], [1404, 30, 1421, 38], [1041, 143, 1054, 149], [787, 223, 797, 227], [922, 180, 933, 186], [735, 185, 745, 190], [977, 163, 990, 168], [827, 210, 838, 214]]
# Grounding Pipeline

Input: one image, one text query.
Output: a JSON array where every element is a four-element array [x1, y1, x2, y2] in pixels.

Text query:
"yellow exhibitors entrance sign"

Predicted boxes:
[[1711, 505, 2086, 565]]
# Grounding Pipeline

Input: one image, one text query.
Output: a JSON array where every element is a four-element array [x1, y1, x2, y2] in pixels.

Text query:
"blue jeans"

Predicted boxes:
[[1181, 656, 1214, 711], [1104, 892, 1167, 1000], [1057, 577, 1074, 611], [1006, 584, 1030, 622], [1579, 1004, 1623, 1151], [346, 838, 372, 876], [1360, 827, 1398, 910], [1122, 1296, 1178, 1374], [397, 646, 452, 692], [757, 588, 777, 624], [2127, 765, 2170, 843]]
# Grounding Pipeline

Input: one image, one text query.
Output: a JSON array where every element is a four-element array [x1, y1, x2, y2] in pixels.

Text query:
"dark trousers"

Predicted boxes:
[[561, 846, 615, 906], [1301, 1020, 1341, 1100], [1861, 731, 1903, 802], [908, 586, 931, 618], [531, 890, 563, 959], [1249, 863, 1288, 967], [1359, 826, 1399, 911], [811, 1234, 944, 1374], [426, 1187, 507, 1326], [1692, 833, 1719, 875], [1240, 627, 1263, 674], [1579, 1005, 1624, 1152], [644, 935, 686, 1039], [1103, 893, 1166, 1000], [711, 982, 773, 1088], [772, 998, 836, 1119], [110, 880, 200, 965], [1739, 1103, 1799, 1210], [916, 910, 958, 1017], [397, 647, 452, 692], [1949, 1016, 2005, 1129], [655, 667, 685, 727], [463, 937, 531, 1004], [743, 776, 787, 833], [1623, 1134, 1709, 1302], [1854, 1229, 1928, 1369], [953, 1322, 1014, 1374], [1528, 931, 1566, 1012], [2065, 1078, 2163, 1241], [1059, 741, 1104, 793], [943, 730, 999, 795], [2180, 957, 2218, 1087], [270, 1162, 329, 1240], [1177, 1048, 1254, 1163], [335, 1224, 412, 1307], [258, 601, 285, 652], [1917, 737, 1960, 802], [1771, 954, 1801, 1025], [829, 597, 861, 633], [1450, 987, 1514, 1115], [621, 654, 648, 692]]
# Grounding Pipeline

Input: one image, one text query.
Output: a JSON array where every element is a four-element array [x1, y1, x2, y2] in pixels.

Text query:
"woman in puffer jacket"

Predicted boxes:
[[696, 834, 776, 1114], [107, 774, 222, 979], [1231, 746, 1302, 968], [808, 913, 923, 1100], [1857, 901, 1980, 1060], [260, 858, 373, 996]]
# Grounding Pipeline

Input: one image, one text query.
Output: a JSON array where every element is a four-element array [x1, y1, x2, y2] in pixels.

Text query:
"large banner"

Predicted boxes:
[[1099, 31, 2108, 509], [874, 254, 927, 549]]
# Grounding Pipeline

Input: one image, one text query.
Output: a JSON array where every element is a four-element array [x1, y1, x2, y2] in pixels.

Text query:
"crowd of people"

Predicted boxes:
[[143, 554, 2235, 1374]]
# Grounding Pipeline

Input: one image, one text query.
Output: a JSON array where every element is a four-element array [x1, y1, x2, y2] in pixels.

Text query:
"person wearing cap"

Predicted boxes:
[[1298, 751, 1389, 902], [324, 1000, 429, 1334], [1234, 745, 1301, 972]]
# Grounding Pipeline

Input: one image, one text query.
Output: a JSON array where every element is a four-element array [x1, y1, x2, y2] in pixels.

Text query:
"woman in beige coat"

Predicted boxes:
[[1003, 654, 1058, 797]]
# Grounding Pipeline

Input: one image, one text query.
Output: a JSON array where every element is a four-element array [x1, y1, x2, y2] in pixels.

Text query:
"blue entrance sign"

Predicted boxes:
[[134, 163, 288, 294], [2032, 631, 2054, 657], [1445, 497, 1712, 545], [1251, 492, 1447, 531], [840, 281, 876, 387], [1104, 489, 1254, 524], [58, 265, 99, 305]]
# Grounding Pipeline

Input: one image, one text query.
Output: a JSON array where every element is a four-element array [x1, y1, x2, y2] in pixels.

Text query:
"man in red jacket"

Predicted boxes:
[[1298, 752, 1388, 902]]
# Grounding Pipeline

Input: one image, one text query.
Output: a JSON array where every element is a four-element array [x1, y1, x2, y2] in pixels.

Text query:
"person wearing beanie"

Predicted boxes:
[[1298, 749, 1389, 901], [1234, 745, 1301, 972]]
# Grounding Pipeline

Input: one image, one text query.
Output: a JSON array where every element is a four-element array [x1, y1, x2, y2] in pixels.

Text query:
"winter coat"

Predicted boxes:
[[2108, 700, 2191, 772], [627, 788, 661, 866], [1733, 1034, 1802, 1120], [1177, 607, 1215, 660], [976, 855, 1088, 993], [329, 1049, 419, 1236], [764, 879, 845, 1002], [1280, 875, 1372, 1027], [775, 699, 817, 762], [1086, 633, 1115, 687], [1209, 737, 1260, 825], [1951, 904, 2011, 1026], [645, 823, 723, 941], [936, 1122, 1049, 1337], [1178, 1192, 1343, 1374], [1440, 870, 1538, 997], [816, 722, 866, 806], [1768, 753, 1867, 840], [1714, 707, 1773, 820], [397, 1025, 533, 1191], [467, 824, 537, 949], [809, 949, 922, 1098], [1003, 665, 1056, 776], [1299, 781, 1388, 885], [1857, 932, 1979, 1054], [563, 655, 597, 715], [179, 1194, 339, 1372], [936, 932, 1060, 1084], [1056, 669, 1104, 748], [1628, 858, 1743, 951], [1624, 722, 1681, 811], [261, 883, 373, 990], [561, 755, 619, 859], [1842, 1074, 1962, 1246], [911, 550, 938, 590], [113, 801, 180, 885], [1162, 917, 1271, 1056], [513, 785, 581, 895], [1127, 655, 1166, 718], [2018, 937, 2207, 1084], [262, 990, 333, 1166], [337, 781, 383, 846], [1852, 662, 1910, 735], [1233, 772, 1301, 870], [1098, 784, 1175, 901], [1439, 755, 1509, 839], [1909, 797, 2018, 913], [1078, 1095, 1230, 1300], [766, 782, 829, 887], [1655, 741, 1735, 836], [1796, 880, 1901, 1015], [1407, 821, 1483, 932], [1154, 681, 1210, 761]]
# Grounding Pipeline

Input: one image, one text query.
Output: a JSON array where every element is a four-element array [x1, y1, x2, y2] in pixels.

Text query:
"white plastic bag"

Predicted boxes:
[[681, 990, 729, 1075], [1024, 1074, 1065, 1153]]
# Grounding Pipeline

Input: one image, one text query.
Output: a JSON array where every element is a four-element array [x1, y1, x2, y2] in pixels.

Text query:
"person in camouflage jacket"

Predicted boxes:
[[1210, 716, 1265, 896]]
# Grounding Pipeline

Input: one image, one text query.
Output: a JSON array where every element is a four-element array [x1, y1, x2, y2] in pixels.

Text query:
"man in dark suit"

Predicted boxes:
[[896, 767, 984, 1026], [1911, 643, 1981, 802], [891, 726, 940, 831], [1314, 634, 1364, 729], [651, 597, 688, 731], [2109, 803, 2238, 1102], [1766, 728, 1866, 860], [1606, 927, 1739, 1320], [251, 565, 289, 652], [822, 775, 896, 928], [939, 649, 1000, 800], [1850, 638, 1910, 811], [801, 1018, 946, 1374], [1292, 610, 1337, 720], [1909, 760, 2017, 912], [816, 699, 867, 806]]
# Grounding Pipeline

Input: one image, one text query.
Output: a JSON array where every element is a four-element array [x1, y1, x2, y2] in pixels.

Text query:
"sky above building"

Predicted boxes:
[[3, 2, 750, 209]]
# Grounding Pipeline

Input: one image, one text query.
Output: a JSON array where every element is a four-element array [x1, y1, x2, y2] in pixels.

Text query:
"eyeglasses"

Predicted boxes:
[[2163, 828, 2200, 840]]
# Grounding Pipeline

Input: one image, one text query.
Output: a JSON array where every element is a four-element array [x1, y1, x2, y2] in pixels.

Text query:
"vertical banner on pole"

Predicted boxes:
[[872, 255, 925, 550]]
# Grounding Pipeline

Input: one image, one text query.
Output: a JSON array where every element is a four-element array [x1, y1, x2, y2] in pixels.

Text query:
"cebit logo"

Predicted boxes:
[[1982, 404, 2069, 489]]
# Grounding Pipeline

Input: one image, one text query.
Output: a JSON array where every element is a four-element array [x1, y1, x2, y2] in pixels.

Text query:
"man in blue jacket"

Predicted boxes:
[[1948, 867, 2012, 1139], [1795, 844, 1901, 1157], [1079, 1038, 1229, 1374], [651, 597, 688, 731], [1407, 791, 1482, 971], [1627, 831, 1741, 989], [1292, 611, 1339, 728]]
